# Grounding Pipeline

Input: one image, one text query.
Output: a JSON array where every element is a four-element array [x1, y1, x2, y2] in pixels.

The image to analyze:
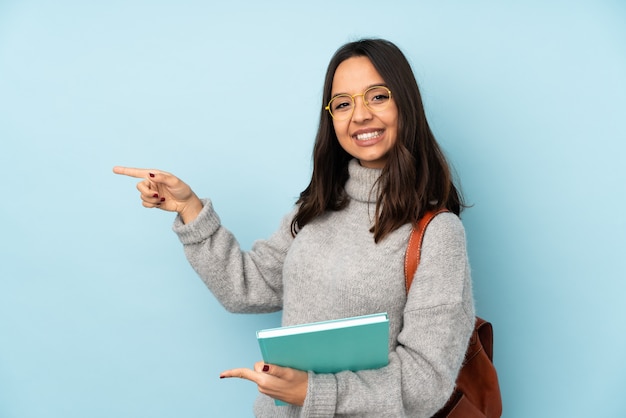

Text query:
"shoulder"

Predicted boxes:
[[423, 211, 467, 249], [428, 211, 465, 233]]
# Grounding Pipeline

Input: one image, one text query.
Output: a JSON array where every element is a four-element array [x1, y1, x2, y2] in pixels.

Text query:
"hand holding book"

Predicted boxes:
[[256, 312, 390, 405]]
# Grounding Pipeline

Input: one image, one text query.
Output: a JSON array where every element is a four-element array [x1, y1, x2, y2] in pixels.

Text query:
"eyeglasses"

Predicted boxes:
[[325, 85, 393, 120]]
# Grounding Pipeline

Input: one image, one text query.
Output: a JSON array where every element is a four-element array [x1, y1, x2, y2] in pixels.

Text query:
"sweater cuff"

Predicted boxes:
[[172, 198, 221, 245], [301, 372, 337, 417]]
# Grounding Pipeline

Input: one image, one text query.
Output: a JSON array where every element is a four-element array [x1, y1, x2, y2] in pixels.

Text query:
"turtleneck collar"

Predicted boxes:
[[345, 159, 383, 204]]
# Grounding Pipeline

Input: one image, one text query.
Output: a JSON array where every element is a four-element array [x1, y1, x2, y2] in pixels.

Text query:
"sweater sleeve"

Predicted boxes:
[[172, 198, 295, 313], [301, 213, 475, 417]]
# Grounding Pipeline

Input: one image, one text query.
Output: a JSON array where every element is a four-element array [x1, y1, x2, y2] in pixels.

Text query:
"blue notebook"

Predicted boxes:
[[256, 312, 390, 406]]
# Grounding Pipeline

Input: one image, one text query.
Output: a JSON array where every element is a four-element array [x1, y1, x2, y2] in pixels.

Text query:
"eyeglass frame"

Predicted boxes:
[[324, 85, 393, 120]]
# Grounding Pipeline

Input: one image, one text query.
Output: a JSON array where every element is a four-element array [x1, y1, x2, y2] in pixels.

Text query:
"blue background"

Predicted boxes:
[[1, 1, 625, 417]]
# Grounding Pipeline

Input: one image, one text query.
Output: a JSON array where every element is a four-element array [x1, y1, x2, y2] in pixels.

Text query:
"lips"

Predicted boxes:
[[354, 129, 384, 141]]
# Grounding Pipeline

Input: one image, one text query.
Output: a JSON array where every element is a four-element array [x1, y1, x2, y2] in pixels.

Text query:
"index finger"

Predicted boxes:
[[219, 367, 259, 383], [112, 166, 154, 179]]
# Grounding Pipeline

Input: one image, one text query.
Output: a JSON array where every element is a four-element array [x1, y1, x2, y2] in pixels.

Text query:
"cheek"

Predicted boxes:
[[386, 114, 400, 140], [332, 120, 349, 139], [386, 105, 400, 130]]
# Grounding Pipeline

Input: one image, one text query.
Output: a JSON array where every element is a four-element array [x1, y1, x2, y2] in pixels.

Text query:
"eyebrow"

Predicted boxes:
[[330, 83, 389, 99]]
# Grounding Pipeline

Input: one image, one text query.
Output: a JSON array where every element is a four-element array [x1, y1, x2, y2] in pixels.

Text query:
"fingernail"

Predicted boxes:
[[262, 364, 270, 372], [152, 194, 159, 198], [149, 173, 155, 178], [160, 197, 165, 202]]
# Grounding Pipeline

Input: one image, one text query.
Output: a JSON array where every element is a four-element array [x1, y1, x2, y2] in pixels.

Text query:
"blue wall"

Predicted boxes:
[[1, 1, 625, 417]]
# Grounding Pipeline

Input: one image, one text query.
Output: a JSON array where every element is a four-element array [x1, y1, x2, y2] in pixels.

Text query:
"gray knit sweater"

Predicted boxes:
[[173, 159, 475, 417]]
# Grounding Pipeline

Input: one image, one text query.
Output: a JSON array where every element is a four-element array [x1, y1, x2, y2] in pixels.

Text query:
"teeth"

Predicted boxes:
[[355, 131, 382, 141]]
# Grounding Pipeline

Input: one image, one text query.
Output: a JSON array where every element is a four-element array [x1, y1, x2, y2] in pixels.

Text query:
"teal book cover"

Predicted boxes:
[[256, 312, 389, 405]]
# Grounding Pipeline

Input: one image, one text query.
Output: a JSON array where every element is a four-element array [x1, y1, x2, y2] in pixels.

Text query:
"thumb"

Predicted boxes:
[[255, 361, 271, 373], [255, 362, 287, 378]]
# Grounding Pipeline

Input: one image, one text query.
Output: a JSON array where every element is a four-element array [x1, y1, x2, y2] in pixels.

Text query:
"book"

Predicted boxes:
[[256, 312, 390, 406]]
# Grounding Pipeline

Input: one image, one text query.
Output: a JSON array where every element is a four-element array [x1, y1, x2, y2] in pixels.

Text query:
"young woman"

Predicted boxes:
[[114, 38, 475, 417]]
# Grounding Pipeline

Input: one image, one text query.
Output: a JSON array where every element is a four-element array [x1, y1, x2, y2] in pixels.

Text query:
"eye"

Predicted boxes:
[[331, 96, 353, 112], [367, 87, 390, 104]]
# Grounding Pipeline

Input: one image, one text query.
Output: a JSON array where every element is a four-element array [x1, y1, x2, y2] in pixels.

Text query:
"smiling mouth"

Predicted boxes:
[[355, 130, 383, 141]]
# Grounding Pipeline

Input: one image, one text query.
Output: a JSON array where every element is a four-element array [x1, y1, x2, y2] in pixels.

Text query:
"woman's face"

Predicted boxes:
[[330, 56, 398, 169]]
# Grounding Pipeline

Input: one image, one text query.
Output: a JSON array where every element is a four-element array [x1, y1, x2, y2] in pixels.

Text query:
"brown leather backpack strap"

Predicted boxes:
[[404, 209, 450, 292]]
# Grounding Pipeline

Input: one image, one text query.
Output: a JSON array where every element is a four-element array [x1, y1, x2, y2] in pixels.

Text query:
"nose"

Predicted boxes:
[[351, 94, 372, 122]]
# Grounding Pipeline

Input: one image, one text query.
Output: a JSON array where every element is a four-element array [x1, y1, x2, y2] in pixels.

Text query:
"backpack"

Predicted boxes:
[[405, 210, 502, 418]]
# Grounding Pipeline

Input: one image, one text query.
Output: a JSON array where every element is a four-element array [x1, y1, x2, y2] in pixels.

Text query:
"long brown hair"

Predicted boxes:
[[292, 38, 465, 242]]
